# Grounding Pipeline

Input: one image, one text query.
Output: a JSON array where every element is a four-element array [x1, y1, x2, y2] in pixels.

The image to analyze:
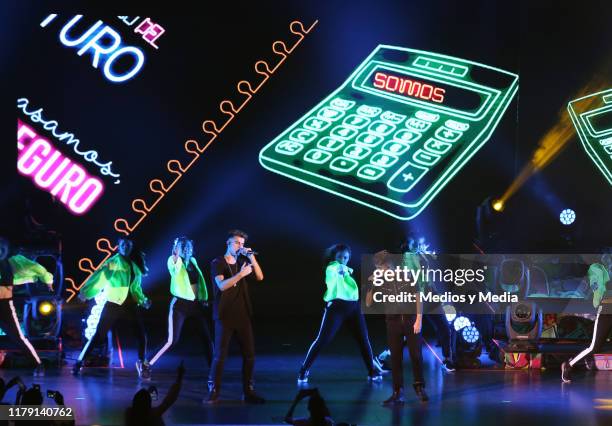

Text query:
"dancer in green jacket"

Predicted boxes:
[[297, 243, 381, 384], [73, 238, 151, 378], [149, 237, 213, 372]]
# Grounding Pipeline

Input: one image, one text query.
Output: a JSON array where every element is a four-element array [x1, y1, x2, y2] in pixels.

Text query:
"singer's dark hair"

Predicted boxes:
[[227, 229, 248, 241], [324, 243, 351, 264]]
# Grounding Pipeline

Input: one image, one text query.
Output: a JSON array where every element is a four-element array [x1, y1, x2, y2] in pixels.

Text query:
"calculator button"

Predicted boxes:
[[387, 162, 429, 193], [275, 140, 304, 156], [356, 105, 382, 117], [381, 141, 410, 156], [435, 126, 462, 143], [303, 149, 332, 164], [289, 129, 317, 143], [393, 129, 422, 144], [317, 137, 345, 152], [303, 117, 331, 132], [343, 144, 372, 160], [330, 98, 356, 110], [445, 119, 470, 132], [370, 153, 399, 168], [415, 111, 440, 122], [423, 138, 452, 155], [330, 157, 359, 173], [357, 165, 386, 180], [331, 125, 358, 140], [412, 149, 441, 166], [355, 132, 384, 147], [317, 107, 345, 122], [380, 111, 406, 124], [368, 121, 396, 136], [343, 114, 371, 129], [405, 118, 432, 132]]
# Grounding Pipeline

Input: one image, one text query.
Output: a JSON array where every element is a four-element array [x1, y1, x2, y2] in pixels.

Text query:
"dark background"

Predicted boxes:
[[3, 1, 611, 325]]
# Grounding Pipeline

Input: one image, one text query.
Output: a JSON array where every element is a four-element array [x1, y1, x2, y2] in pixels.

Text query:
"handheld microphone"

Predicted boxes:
[[238, 248, 258, 258]]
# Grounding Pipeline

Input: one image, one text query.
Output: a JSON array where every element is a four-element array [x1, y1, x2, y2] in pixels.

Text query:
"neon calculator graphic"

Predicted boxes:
[[259, 45, 519, 220], [568, 89, 612, 186]]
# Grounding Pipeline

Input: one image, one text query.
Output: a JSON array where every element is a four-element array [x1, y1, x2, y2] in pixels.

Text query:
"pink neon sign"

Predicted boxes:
[[17, 119, 104, 215]]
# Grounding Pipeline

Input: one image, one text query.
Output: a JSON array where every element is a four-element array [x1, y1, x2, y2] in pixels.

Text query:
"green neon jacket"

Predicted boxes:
[[79, 254, 148, 306], [589, 263, 611, 308], [167, 256, 208, 301], [5, 255, 54, 285], [323, 261, 358, 302]]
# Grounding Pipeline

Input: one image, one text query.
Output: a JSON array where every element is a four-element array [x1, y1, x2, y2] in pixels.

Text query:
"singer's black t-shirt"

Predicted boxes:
[[211, 255, 252, 324]]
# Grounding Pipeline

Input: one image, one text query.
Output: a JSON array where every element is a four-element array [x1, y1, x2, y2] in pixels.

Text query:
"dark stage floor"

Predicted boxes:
[[1, 334, 611, 426]]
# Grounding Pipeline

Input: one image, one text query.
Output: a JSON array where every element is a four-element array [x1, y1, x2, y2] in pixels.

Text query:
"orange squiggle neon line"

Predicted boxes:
[[65, 19, 318, 302]]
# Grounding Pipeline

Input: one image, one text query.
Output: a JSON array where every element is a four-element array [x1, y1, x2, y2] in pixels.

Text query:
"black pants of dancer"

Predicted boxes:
[[0, 299, 41, 365], [570, 304, 612, 367], [425, 313, 452, 360], [386, 314, 424, 390], [208, 317, 255, 391], [150, 297, 214, 366], [79, 299, 147, 362], [301, 299, 376, 374]]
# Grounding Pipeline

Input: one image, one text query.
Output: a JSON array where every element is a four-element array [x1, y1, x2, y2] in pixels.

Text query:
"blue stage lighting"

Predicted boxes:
[[559, 209, 575, 225], [462, 326, 480, 343], [453, 315, 471, 331]]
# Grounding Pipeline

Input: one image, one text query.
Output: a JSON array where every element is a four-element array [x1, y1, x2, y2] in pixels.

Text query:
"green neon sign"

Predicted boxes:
[[568, 89, 612, 186], [259, 45, 519, 220]]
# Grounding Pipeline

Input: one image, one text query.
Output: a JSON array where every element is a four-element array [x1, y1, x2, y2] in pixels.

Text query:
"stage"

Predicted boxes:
[[1, 326, 610, 426]]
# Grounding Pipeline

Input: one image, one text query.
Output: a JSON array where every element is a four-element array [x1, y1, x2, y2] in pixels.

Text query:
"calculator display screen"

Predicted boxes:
[[365, 68, 483, 112], [587, 110, 612, 133]]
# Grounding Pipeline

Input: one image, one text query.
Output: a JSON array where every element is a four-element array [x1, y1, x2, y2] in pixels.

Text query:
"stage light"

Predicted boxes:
[[559, 208, 576, 225], [492, 199, 504, 212], [453, 315, 471, 331], [462, 326, 480, 343], [495, 76, 609, 209], [443, 304, 456, 322], [38, 301, 54, 315]]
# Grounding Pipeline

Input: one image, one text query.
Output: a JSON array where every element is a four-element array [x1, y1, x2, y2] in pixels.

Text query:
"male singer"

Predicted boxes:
[[206, 229, 265, 404]]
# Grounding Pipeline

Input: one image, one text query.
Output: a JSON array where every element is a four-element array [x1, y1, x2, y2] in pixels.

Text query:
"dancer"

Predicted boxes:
[[562, 258, 611, 382], [0, 237, 54, 376], [206, 229, 265, 404], [73, 238, 152, 378], [367, 249, 427, 405], [149, 237, 213, 371], [298, 243, 382, 384]]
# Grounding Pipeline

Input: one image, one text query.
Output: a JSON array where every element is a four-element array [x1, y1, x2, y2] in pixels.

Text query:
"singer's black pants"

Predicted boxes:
[[301, 299, 376, 374], [78, 299, 147, 362], [386, 314, 425, 390], [0, 298, 41, 365], [208, 316, 256, 391]]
